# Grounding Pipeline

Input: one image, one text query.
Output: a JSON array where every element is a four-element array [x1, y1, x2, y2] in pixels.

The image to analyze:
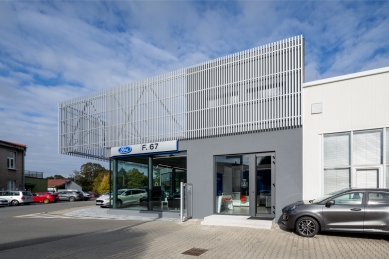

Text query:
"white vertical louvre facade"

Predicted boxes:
[[59, 36, 304, 159]]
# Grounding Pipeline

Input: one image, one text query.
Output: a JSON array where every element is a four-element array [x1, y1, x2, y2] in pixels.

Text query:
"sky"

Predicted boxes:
[[1, 0, 389, 178]]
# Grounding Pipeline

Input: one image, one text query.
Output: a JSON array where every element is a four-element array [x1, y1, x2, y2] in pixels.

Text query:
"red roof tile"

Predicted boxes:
[[47, 179, 70, 187], [0, 140, 27, 148]]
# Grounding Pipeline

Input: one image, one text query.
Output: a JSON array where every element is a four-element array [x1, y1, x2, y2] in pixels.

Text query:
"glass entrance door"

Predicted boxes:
[[214, 153, 275, 217], [254, 154, 275, 218]]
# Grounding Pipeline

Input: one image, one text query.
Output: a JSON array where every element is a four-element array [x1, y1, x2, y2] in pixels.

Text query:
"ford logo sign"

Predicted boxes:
[[118, 146, 132, 154]]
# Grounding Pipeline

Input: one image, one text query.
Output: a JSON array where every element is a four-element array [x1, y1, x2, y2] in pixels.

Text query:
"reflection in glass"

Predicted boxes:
[[153, 154, 187, 211], [256, 156, 271, 215], [112, 152, 187, 212], [215, 155, 249, 215], [115, 160, 148, 210]]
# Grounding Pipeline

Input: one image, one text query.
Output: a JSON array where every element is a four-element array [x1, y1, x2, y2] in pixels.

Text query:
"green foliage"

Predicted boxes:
[[153, 171, 161, 186], [71, 162, 107, 191], [96, 173, 110, 194], [46, 174, 66, 180], [126, 168, 148, 189]]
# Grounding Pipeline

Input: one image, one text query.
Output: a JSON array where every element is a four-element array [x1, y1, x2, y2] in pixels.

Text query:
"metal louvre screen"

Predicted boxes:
[[59, 36, 304, 159], [58, 91, 108, 159], [186, 37, 303, 138]]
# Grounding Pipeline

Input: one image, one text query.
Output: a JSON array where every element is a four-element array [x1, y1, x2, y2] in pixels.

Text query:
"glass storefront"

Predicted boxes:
[[215, 155, 250, 215], [111, 152, 186, 212], [215, 153, 275, 218]]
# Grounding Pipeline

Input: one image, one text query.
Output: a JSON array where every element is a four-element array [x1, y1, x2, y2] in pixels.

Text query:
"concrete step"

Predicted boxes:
[[201, 215, 274, 229]]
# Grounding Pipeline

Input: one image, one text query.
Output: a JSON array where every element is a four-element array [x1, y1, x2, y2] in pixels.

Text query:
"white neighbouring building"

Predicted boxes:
[[303, 66, 389, 200]]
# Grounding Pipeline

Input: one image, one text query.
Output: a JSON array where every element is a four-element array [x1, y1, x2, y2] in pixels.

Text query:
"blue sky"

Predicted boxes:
[[1, 0, 389, 177]]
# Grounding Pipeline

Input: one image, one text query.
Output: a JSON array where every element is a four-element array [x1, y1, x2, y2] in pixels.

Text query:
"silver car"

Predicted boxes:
[[96, 192, 111, 208], [0, 191, 33, 206], [0, 198, 9, 207], [282, 188, 389, 237]]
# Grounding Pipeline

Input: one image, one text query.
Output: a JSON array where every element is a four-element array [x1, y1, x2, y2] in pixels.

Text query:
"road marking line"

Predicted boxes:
[[13, 212, 46, 218]]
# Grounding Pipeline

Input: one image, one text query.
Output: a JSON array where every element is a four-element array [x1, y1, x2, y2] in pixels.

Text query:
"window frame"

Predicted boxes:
[[7, 151, 16, 169]]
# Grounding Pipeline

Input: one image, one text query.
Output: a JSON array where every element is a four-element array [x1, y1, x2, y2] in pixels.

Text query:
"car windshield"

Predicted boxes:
[[311, 189, 350, 203]]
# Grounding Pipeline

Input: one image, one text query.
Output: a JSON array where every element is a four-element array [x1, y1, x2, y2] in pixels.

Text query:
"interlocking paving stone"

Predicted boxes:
[[2, 212, 389, 259]]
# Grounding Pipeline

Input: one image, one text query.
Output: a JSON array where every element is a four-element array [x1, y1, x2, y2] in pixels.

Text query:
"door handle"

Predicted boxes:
[[350, 208, 361, 211]]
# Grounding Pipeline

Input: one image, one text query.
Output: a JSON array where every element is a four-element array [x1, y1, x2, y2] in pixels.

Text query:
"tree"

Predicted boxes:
[[93, 171, 110, 194], [153, 171, 161, 186], [96, 173, 110, 194], [118, 167, 127, 188], [126, 168, 148, 189], [46, 174, 66, 180], [72, 162, 107, 191]]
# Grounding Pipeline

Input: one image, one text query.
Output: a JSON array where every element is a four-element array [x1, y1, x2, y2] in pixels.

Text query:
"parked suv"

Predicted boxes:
[[282, 188, 389, 237], [57, 190, 84, 202], [0, 190, 33, 206], [117, 189, 147, 207]]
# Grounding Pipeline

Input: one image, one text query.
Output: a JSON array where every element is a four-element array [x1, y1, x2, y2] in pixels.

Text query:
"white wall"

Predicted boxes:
[[303, 67, 389, 199]]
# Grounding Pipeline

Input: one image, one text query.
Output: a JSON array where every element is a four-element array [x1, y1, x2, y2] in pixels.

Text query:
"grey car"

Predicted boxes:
[[57, 190, 84, 202], [0, 198, 9, 206], [282, 188, 389, 237]]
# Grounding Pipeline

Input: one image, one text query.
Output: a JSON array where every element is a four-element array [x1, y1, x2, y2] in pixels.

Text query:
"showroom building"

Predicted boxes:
[[59, 36, 304, 223]]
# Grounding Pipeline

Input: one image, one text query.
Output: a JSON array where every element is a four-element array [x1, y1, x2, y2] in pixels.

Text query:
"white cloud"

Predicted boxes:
[[0, 1, 388, 177]]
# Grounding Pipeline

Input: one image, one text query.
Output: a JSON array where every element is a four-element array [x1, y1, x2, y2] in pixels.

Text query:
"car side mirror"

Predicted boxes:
[[326, 200, 335, 207]]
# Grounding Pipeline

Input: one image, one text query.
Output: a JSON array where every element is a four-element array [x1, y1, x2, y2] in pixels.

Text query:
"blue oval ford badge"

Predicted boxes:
[[118, 146, 132, 154]]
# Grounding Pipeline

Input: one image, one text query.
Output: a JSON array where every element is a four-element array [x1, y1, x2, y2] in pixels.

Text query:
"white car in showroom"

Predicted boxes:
[[96, 189, 147, 208]]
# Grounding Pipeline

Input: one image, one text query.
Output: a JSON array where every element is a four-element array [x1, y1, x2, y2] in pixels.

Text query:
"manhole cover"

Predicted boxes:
[[182, 248, 208, 256]]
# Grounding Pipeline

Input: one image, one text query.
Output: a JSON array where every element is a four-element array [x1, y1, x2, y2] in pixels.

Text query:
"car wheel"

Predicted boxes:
[[296, 216, 319, 237], [117, 200, 122, 208], [69, 197, 75, 202], [11, 200, 19, 206], [43, 199, 50, 204]]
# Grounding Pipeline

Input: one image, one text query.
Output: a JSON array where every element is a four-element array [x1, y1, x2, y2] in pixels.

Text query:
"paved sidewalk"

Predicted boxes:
[[3, 206, 389, 259]]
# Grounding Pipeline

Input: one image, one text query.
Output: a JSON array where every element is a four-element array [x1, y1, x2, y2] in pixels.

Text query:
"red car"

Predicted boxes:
[[32, 192, 59, 204]]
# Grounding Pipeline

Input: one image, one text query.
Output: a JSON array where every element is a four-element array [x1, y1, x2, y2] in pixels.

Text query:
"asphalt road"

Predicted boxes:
[[0, 199, 145, 258], [0, 199, 96, 220]]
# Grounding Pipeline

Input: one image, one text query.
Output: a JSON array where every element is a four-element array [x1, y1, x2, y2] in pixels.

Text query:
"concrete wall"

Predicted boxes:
[[303, 67, 389, 199], [180, 127, 302, 221]]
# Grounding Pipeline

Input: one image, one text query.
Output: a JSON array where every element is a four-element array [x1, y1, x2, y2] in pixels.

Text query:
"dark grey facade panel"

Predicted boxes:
[[180, 127, 302, 220]]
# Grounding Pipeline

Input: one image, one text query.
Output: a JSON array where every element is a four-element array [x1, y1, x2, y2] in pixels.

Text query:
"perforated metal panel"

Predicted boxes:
[[59, 36, 304, 159]]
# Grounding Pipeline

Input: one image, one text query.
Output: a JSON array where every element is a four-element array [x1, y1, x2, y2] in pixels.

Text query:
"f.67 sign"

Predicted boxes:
[[111, 140, 178, 157]]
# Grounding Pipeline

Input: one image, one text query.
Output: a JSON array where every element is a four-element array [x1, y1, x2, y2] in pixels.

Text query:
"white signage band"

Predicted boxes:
[[111, 140, 178, 157]]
